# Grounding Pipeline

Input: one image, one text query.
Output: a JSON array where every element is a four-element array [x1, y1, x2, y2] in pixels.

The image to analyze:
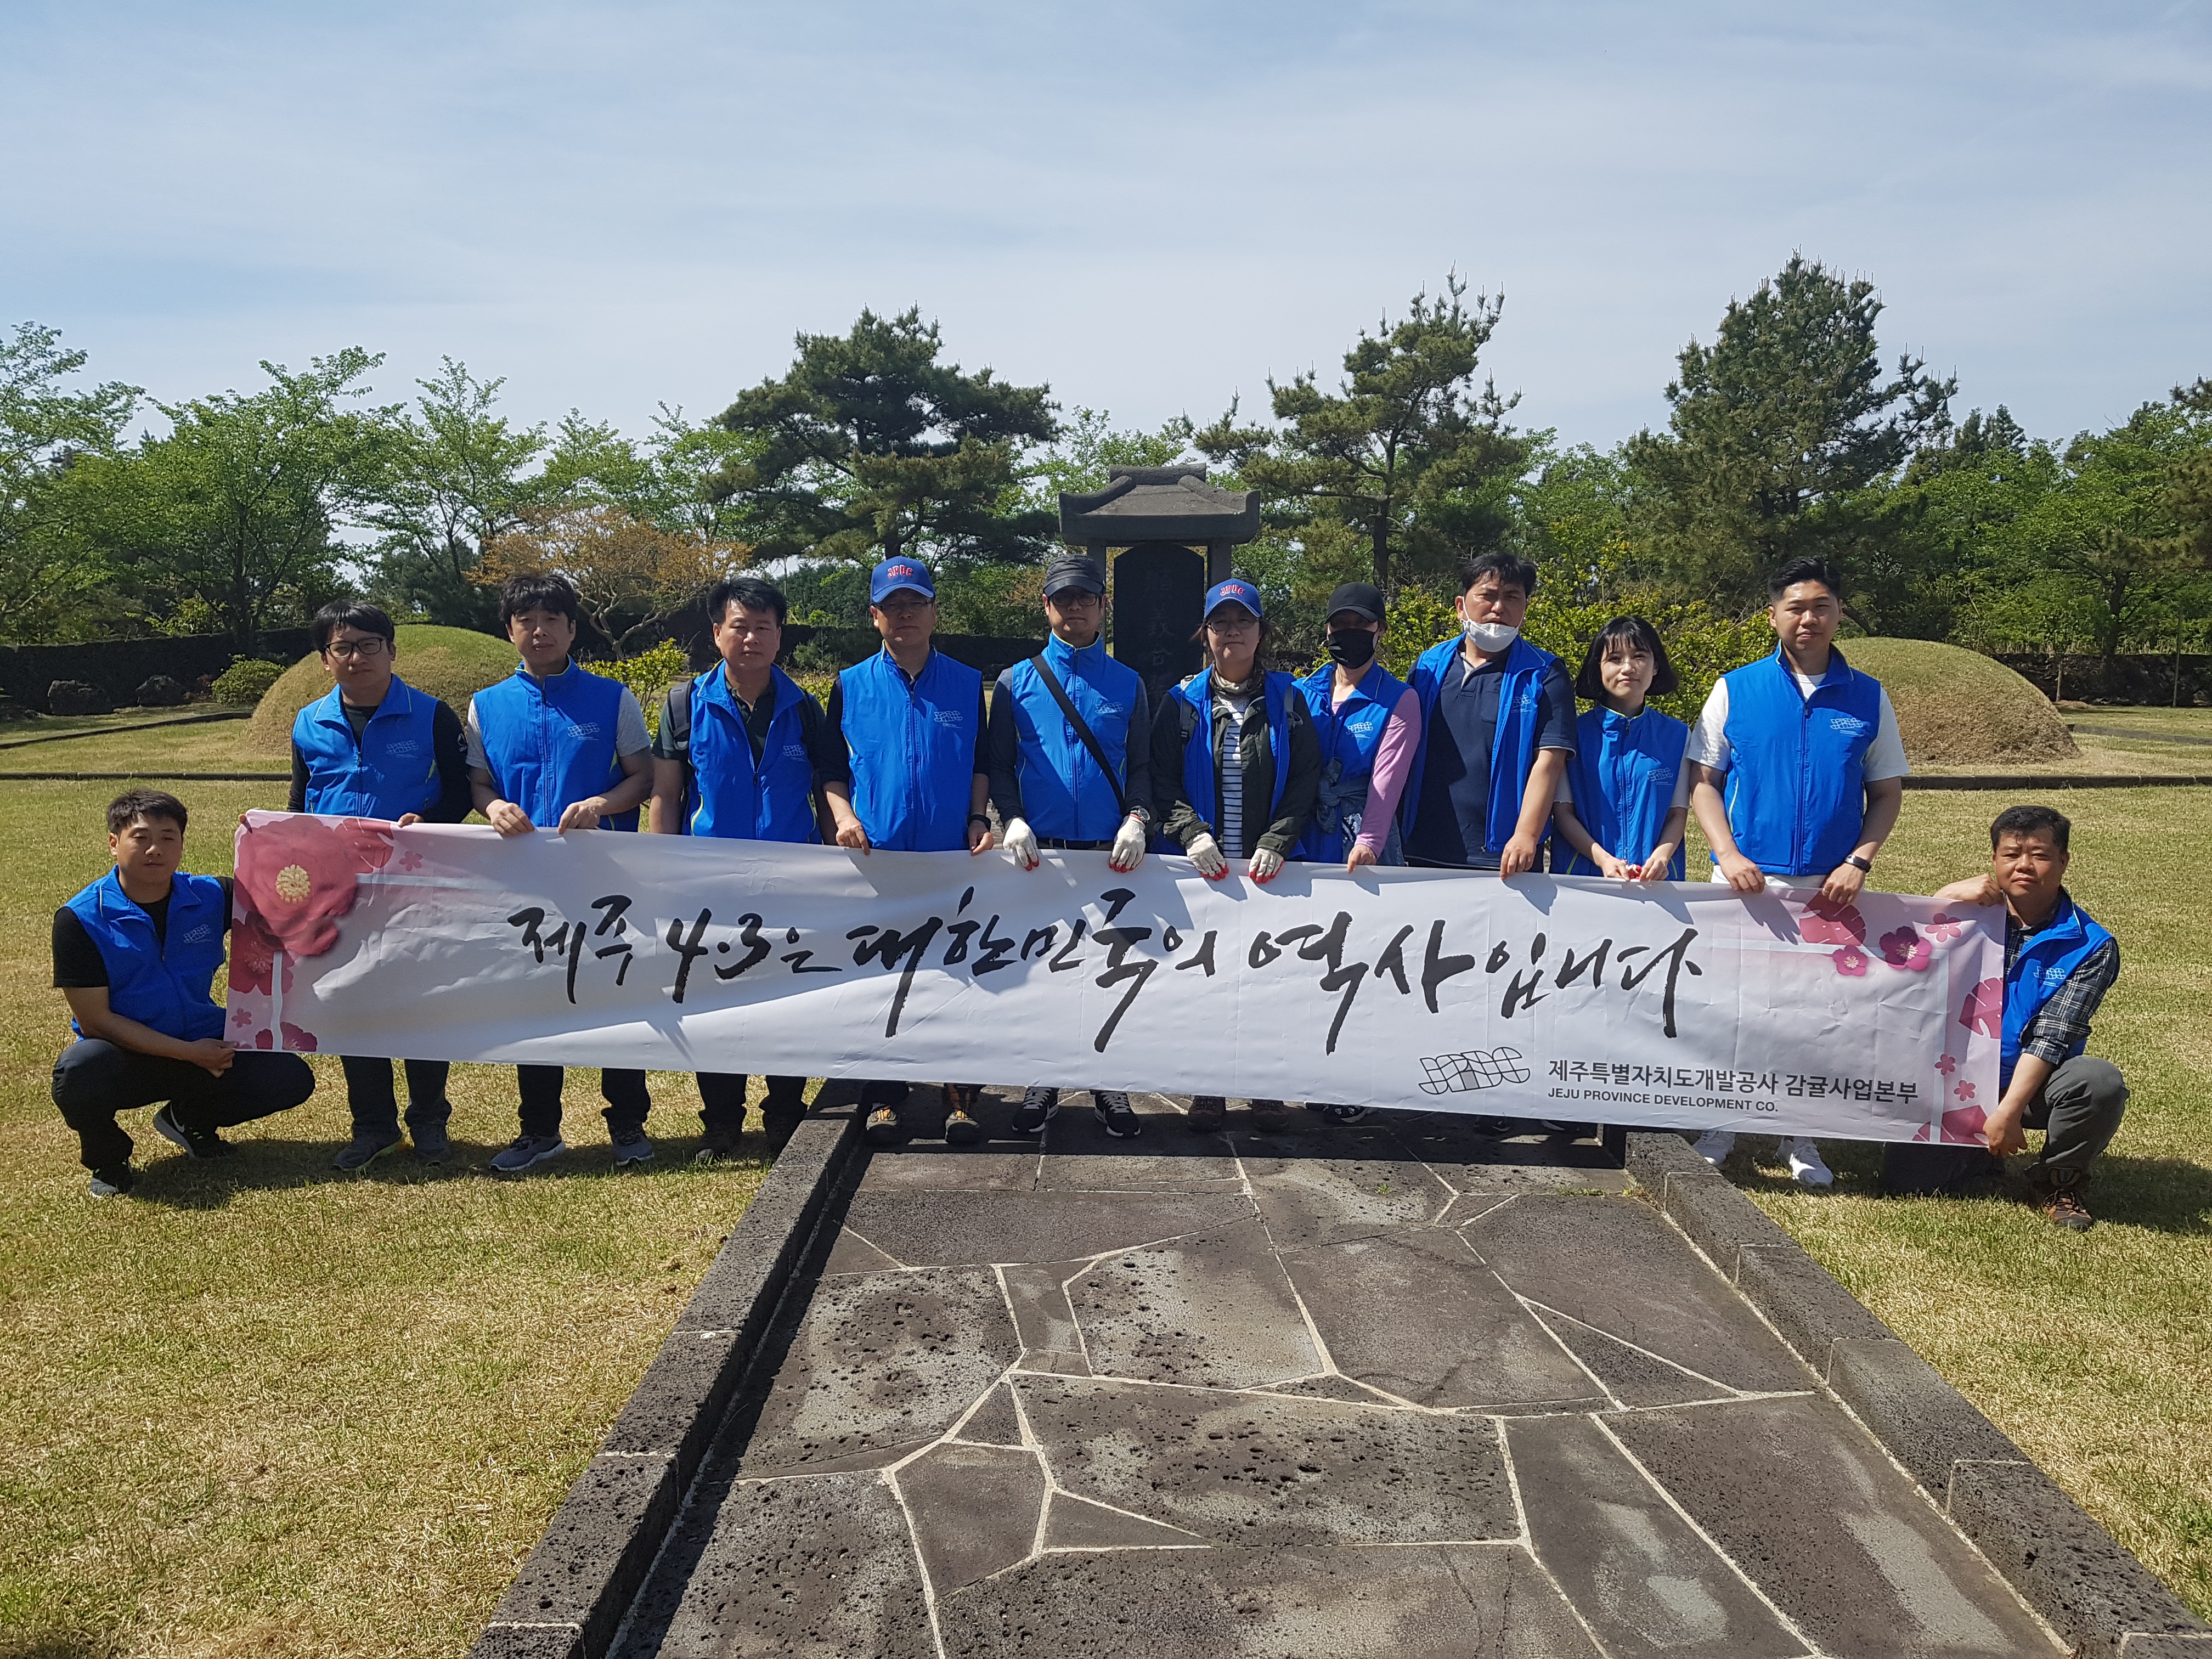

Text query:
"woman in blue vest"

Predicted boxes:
[[1686, 557, 1909, 1188], [1291, 582, 1419, 1127], [1551, 616, 1690, 882], [1895, 805, 2125, 1231], [816, 556, 995, 1149], [988, 552, 1155, 1139], [649, 575, 838, 1162], [467, 573, 657, 1175], [1148, 576, 1321, 1134], [290, 601, 475, 1171], [52, 790, 316, 1197]]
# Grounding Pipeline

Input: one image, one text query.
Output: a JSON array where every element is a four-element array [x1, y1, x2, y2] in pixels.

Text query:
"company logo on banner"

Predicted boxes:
[[227, 811, 2005, 1143]]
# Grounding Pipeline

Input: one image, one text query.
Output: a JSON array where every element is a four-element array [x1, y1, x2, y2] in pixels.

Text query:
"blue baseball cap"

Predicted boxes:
[[1202, 577, 1263, 618], [870, 557, 936, 605]]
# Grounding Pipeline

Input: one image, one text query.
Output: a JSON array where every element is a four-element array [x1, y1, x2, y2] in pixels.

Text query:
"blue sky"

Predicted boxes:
[[4, 1, 2208, 454]]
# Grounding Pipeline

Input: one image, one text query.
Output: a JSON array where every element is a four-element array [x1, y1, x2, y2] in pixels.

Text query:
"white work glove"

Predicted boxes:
[[1002, 816, 1040, 871], [1187, 832, 1227, 879], [1108, 814, 1147, 872], [1249, 847, 1284, 884]]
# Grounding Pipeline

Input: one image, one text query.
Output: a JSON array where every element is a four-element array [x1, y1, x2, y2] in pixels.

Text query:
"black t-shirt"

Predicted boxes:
[[53, 876, 235, 989], [654, 674, 827, 769]]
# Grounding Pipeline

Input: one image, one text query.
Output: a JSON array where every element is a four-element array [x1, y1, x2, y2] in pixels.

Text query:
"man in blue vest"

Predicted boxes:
[[290, 601, 475, 1171], [987, 551, 1153, 1137], [467, 572, 656, 1173], [816, 556, 994, 1149], [1686, 557, 1909, 1187], [1401, 553, 1577, 879], [650, 575, 839, 1162], [52, 790, 317, 1197], [1887, 805, 2125, 1230]]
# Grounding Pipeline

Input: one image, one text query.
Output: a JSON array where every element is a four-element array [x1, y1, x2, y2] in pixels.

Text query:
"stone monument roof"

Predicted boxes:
[[1058, 465, 1262, 546]]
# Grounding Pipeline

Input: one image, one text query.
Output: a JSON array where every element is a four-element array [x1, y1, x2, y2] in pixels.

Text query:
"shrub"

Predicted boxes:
[[586, 639, 691, 739], [213, 659, 285, 707]]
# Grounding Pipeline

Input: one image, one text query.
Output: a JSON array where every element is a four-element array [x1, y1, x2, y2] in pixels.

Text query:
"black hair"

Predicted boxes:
[[108, 788, 187, 835], [708, 577, 789, 628], [498, 571, 582, 628], [1574, 616, 1680, 701], [1767, 557, 1844, 602], [1990, 803, 2070, 853], [1459, 551, 1539, 597], [312, 601, 396, 654]]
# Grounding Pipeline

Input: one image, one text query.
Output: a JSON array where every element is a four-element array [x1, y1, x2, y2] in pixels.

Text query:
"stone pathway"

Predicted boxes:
[[613, 1094, 2061, 1658]]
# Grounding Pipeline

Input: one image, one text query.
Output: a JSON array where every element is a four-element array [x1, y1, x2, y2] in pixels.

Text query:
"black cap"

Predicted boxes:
[[1325, 582, 1385, 624], [1043, 552, 1107, 599]]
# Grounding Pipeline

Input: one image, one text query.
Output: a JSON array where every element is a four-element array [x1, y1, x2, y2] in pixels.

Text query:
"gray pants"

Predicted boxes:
[[1881, 1054, 2128, 1195]]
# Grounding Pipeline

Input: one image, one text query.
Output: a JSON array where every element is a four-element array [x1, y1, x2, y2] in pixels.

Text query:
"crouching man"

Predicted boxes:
[[52, 790, 316, 1196], [1884, 804, 2126, 1231]]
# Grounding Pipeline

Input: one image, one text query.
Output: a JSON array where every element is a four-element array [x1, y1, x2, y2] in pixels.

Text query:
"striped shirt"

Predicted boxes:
[[1216, 686, 1255, 858]]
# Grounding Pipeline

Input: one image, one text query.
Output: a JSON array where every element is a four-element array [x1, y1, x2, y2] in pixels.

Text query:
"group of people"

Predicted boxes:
[[50, 549, 2128, 1228]]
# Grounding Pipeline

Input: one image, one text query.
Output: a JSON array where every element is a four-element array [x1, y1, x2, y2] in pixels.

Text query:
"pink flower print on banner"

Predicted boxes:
[[1936, 1054, 1958, 1077], [1942, 1101, 1987, 1142], [1925, 912, 1967, 941], [1833, 944, 1870, 976], [226, 909, 289, 998], [1954, 1080, 1977, 1103], [1800, 898, 1866, 947], [397, 848, 425, 873], [281, 1022, 319, 1052], [235, 814, 393, 959], [1959, 978, 2002, 1037], [1878, 926, 1932, 972]]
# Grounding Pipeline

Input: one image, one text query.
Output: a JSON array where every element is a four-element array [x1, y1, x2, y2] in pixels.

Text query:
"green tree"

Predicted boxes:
[[1192, 275, 1530, 592], [1627, 254, 1954, 618], [714, 307, 1059, 567], [84, 349, 393, 647], [363, 359, 550, 629], [1018, 407, 1192, 511], [0, 323, 138, 640]]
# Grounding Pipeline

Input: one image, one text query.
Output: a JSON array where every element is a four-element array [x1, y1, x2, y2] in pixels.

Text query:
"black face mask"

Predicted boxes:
[[1325, 628, 1377, 669]]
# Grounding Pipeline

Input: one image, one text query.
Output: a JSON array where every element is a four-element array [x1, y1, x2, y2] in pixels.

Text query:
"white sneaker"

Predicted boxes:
[[1784, 1137, 1834, 1188], [1691, 1129, 1736, 1166]]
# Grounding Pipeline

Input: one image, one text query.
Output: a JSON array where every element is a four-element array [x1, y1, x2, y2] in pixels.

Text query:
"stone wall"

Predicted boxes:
[[0, 629, 314, 710], [1995, 653, 2212, 706]]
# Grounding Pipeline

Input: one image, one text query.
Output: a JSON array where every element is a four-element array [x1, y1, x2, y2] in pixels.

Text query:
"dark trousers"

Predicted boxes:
[[1881, 1055, 2128, 1195], [517, 1065, 650, 1139], [338, 1055, 452, 1138], [53, 1039, 315, 1172], [697, 1073, 808, 1133]]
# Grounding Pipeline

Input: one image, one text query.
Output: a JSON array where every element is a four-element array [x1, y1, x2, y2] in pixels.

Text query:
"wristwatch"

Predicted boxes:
[[1844, 855, 1874, 873]]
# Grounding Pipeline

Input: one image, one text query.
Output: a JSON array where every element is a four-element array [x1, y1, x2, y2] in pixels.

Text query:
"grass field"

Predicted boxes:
[[0, 739, 2207, 1655]]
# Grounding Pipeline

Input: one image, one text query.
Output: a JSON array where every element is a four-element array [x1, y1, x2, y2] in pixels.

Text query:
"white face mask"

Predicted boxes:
[[1464, 618, 1520, 653]]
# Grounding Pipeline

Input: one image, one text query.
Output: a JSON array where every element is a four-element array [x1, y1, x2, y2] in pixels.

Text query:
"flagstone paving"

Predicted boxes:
[[613, 1094, 2063, 1658]]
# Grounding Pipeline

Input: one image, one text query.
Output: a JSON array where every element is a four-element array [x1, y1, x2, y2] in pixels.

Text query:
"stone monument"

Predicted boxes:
[[1057, 465, 1262, 706]]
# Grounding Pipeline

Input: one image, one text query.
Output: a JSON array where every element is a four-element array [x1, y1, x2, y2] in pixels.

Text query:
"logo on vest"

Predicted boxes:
[[568, 721, 605, 740], [177, 924, 215, 946], [1826, 713, 1868, 736], [932, 708, 964, 727], [383, 740, 423, 758], [781, 743, 809, 760]]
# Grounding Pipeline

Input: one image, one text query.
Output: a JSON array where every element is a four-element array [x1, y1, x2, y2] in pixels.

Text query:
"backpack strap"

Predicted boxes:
[[669, 677, 695, 836], [1028, 654, 1127, 819]]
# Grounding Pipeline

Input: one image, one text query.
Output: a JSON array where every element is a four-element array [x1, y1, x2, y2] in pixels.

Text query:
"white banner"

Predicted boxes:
[[228, 811, 2006, 1143]]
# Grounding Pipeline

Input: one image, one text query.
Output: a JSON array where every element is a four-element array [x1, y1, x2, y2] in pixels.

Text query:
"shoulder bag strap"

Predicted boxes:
[[1028, 653, 1127, 818]]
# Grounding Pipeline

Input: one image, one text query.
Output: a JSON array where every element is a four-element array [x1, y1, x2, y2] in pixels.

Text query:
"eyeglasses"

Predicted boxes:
[[1205, 612, 1257, 634], [323, 638, 387, 659], [877, 601, 933, 620], [1048, 589, 1103, 608]]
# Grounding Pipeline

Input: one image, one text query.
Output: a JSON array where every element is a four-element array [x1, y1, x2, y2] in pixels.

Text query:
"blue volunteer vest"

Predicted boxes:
[[2001, 893, 2117, 1090], [64, 870, 228, 1042], [1562, 704, 1690, 879], [1294, 659, 1409, 863], [1401, 634, 1561, 856], [997, 636, 1142, 841], [839, 647, 983, 852], [473, 663, 637, 832], [1719, 646, 1883, 877], [1169, 669, 1294, 834], [291, 678, 442, 820], [686, 664, 820, 844]]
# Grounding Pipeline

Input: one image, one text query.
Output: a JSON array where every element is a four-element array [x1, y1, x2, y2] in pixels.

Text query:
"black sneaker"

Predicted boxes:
[[151, 1105, 231, 1159], [1093, 1092, 1141, 1138], [865, 1106, 905, 1148], [761, 1114, 803, 1159], [411, 1123, 451, 1164], [611, 1126, 655, 1167], [695, 1125, 747, 1165], [1307, 1103, 1370, 1126], [489, 1133, 566, 1174], [88, 1164, 136, 1198], [1012, 1086, 1059, 1135], [334, 1131, 402, 1172]]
